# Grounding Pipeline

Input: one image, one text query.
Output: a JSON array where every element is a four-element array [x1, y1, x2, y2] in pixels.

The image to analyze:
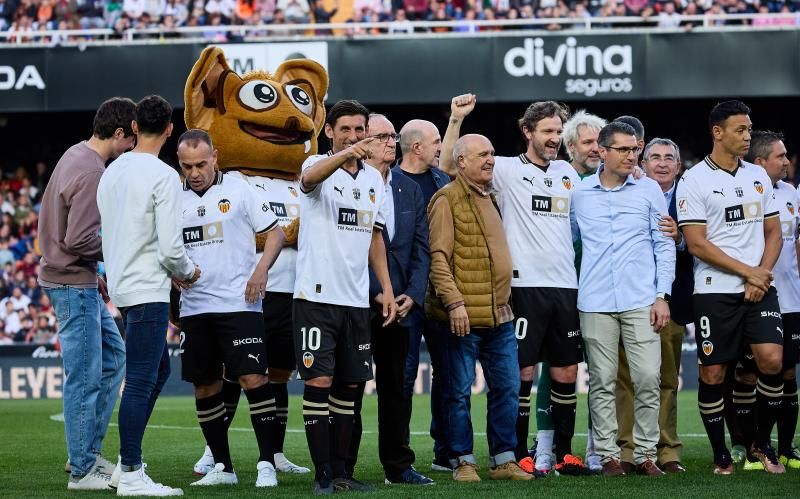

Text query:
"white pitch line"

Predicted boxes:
[[49, 414, 799, 438]]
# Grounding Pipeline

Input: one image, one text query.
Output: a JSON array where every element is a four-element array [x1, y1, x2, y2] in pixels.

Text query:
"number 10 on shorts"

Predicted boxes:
[[301, 326, 321, 351]]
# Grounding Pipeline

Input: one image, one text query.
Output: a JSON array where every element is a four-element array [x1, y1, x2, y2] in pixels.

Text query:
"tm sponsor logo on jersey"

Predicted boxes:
[[268, 201, 300, 220], [337, 207, 374, 233], [503, 37, 633, 97], [531, 195, 569, 217], [723, 202, 762, 226], [183, 221, 224, 246]]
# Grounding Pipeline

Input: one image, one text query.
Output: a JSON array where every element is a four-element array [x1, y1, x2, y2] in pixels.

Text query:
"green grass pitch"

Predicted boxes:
[[1, 392, 797, 497]]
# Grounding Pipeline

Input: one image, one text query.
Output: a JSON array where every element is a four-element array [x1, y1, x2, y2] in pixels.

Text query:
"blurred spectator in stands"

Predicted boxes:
[[0, 243, 14, 268], [430, 1, 450, 30], [37, 0, 55, 28], [162, 0, 188, 24], [14, 195, 33, 226], [705, 1, 727, 24], [27, 314, 56, 344], [0, 0, 13, 30], [104, 0, 124, 27], [404, 0, 429, 19], [159, 13, 183, 36], [355, 0, 388, 18], [7, 286, 33, 310], [389, 7, 415, 31], [258, 0, 276, 22], [206, 0, 236, 23], [658, 0, 682, 25], [235, 0, 257, 22], [8, 15, 35, 44], [272, 7, 286, 23], [33, 161, 50, 197], [278, 0, 310, 22], [77, 0, 106, 28], [203, 11, 229, 38], [16, 254, 38, 280], [25, 275, 42, 303], [123, 0, 146, 21], [312, 0, 337, 33], [0, 328, 12, 345], [2, 301, 21, 339]]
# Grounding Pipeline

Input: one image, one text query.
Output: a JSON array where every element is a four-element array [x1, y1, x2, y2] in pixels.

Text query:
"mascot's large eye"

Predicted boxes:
[[285, 85, 313, 115], [239, 81, 278, 111]]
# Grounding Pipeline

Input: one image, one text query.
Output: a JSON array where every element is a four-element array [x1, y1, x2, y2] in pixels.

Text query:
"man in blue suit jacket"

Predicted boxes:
[[616, 138, 694, 473], [347, 114, 434, 486]]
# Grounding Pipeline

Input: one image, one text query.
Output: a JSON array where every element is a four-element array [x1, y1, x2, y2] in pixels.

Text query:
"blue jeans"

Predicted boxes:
[[47, 286, 126, 478], [445, 321, 520, 466], [118, 302, 170, 468], [405, 314, 451, 460]]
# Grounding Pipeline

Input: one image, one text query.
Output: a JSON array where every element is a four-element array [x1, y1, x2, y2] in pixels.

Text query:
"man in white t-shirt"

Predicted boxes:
[[440, 95, 586, 476], [745, 130, 800, 469], [98, 95, 201, 496], [677, 100, 785, 475], [174, 129, 286, 488], [293, 100, 397, 494]]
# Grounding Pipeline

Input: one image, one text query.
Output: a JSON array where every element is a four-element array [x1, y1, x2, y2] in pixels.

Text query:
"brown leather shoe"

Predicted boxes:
[[636, 460, 665, 476], [620, 461, 636, 475], [601, 458, 626, 477], [660, 461, 686, 473]]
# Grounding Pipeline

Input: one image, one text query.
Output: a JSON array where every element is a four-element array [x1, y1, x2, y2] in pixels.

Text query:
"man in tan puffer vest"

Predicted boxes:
[[427, 134, 530, 483]]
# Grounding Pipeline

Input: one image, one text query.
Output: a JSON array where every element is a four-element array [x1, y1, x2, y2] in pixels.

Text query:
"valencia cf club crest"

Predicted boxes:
[[352, 188, 361, 201], [302, 352, 315, 368], [734, 187, 743, 198], [562, 176, 572, 190], [288, 186, 298, 197], [544, 177, 553, 188], [788, 202, 795, 215], [197, 205, 206, 217], [369, 187, 375, 203], [754, 181, 764, 194], [218, 199, 231, 214], [702, 340, 714, 356]]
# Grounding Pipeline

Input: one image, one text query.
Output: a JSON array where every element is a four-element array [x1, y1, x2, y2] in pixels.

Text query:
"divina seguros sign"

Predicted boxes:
[[502, 36, 636, 98]]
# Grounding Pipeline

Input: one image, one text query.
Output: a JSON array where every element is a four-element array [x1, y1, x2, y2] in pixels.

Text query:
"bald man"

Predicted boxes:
[[397, 119, 454, 472]]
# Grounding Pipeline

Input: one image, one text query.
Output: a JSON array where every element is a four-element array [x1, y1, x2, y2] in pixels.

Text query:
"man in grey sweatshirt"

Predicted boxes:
[[38, 97, 136, 490]]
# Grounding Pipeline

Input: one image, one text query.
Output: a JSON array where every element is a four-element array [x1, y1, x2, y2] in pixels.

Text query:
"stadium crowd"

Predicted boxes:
[[2, 0, 800, 42]]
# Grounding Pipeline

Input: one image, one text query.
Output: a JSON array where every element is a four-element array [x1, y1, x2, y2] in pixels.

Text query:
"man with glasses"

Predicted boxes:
[[615, 138, 693, 473], [346, 114, 434, 485], [571, 121, 675, 477]]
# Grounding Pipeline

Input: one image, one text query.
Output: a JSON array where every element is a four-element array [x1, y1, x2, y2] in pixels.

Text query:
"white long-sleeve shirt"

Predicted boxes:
[[97, 151, 195, 308]]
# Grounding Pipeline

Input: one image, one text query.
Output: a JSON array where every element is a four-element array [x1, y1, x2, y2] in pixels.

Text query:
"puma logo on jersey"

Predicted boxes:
[[712, 189, 725, 197], [255, 184, 266, 191], [248, 353, 261, 364], [522, 176, 534, 187], [334, 186, 344, 197]]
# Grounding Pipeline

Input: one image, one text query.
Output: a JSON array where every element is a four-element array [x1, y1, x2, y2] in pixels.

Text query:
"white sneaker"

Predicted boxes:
[[110, 456, 121, 489], [535, 452, 554, 473], [274, 452, 311, 473], [585, 450, 602, 473], [94, 454, 117, 475], [193, 445, 216, 475], [255, 461, 278, 487], [116, 465, 183, 496], [190, 463, 238, 486], [67, 463, 112, 490]]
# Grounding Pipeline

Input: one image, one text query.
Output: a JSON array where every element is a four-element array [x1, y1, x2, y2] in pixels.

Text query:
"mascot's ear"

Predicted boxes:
[[274, 59, 329, 134], [185, 46, 238, 130]]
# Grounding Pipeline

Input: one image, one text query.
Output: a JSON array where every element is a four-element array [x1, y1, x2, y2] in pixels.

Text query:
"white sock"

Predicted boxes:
[[536, 430, 554, 455]]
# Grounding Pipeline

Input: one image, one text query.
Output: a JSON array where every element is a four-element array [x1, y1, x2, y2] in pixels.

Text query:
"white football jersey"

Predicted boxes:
[[493, 155, 579, 289], [294, 155, 386, 308], [179, 173, 279, 317], [227, 172, 300, 293], [773, 180, 800, 313], [677, 157, 779, 294]]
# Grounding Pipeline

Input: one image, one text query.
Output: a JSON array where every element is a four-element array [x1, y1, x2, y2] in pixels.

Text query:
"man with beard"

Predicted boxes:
[[441, 95, 587, 476]]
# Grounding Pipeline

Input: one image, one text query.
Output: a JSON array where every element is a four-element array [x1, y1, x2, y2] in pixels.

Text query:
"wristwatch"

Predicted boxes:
[[657, 292, 671, 302]]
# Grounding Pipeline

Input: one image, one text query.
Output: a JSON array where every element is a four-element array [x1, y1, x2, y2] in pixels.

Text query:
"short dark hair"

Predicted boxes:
[[177, 129, 213, 150], [92, 97, 136, 139], [708, 100, 750, 134], [613, 115, 645, 141], [598, 121, 637, 148], [518, 101, 570, 134], [135, 95, 173, 136], [745, 130, 783, 164], [326, 100, 370, 128]]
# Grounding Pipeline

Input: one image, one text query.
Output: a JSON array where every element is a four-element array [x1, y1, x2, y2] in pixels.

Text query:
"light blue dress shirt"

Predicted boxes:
[[571, 169, 676, 313]]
